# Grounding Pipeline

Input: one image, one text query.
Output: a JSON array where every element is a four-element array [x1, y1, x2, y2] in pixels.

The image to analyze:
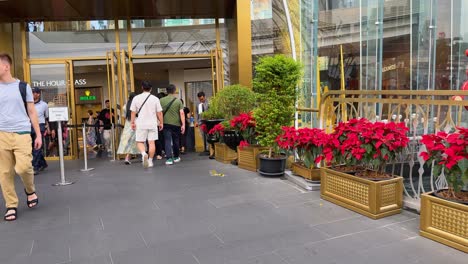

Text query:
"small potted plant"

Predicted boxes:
[[214, 85, 256, 156], [253, 54, 303, 177], [201, 104, 224, 159], [230, 112, 263, 171], [419, 127, 468, 253], [211, 121, 238, 163], [276, 126, 328, 181], [320, 118, 408, 219]]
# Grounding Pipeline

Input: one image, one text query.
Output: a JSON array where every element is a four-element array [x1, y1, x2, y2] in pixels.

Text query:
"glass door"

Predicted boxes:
[[106, 51, 121, 156], [25, 61, 77, 160]]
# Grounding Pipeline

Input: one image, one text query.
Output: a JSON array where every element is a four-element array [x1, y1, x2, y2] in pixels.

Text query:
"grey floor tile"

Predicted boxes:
[[69, 228, 146, 260], [0, 238, 32, 263], [268, 191, 322, 207], [383, 217, 420, 238], [227, 252, 288, 264], [111, 246, 199, 264], [70, 254, 111, 264], [312, 215, 382, 237], [1, 154, 466, 264]]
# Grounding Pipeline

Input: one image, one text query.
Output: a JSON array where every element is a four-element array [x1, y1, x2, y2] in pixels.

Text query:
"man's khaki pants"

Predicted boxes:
[[0, 131, 36, 208]]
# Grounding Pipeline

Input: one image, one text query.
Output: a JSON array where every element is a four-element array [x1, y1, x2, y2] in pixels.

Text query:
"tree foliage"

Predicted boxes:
[[252, 55, 303, 157], [214, 84, 257, 120]]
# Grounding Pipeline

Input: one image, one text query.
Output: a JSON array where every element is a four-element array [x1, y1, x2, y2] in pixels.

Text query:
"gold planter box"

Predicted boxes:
[[291, 163, 320, 181], [214, 143, 237, 164], [320, 168, 403, 219], [237, 146, 267, 172], [420, 192, 468, 253]]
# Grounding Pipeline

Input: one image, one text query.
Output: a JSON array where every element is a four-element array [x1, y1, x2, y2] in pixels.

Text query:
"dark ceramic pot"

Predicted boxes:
[[258, 154, 287, 177], [223, 130, 243, 151]]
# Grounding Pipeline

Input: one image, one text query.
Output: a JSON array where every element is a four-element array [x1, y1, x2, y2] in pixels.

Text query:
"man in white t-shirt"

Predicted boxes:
[[130, 81, 163, 168]]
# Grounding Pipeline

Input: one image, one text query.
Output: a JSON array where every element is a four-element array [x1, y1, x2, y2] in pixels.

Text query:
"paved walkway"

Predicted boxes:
[[0, 154, 466, 264]]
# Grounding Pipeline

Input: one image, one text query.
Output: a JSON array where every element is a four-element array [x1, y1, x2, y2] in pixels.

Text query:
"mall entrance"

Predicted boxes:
[[25, 50, 222, 160]]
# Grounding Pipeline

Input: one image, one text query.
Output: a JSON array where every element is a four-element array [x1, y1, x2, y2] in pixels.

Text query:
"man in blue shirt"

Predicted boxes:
[[31, 87, 48, 174], [0, 53, 41, 221]]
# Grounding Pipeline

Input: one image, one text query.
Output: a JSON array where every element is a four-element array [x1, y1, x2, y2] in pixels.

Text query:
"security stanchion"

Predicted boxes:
[[110, 123, 117, 162], [80, 123, 94, 172], [53, 121, 75, 186]]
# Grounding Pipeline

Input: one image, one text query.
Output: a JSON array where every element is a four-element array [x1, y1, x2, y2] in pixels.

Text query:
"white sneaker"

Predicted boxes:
[[173, 157, 181, 163], [148, 159, 154, 168], [142, 154, 149, 168]]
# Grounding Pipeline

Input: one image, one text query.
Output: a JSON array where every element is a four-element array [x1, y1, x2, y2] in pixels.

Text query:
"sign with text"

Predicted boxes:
[[49, 107, 69, 122], [75, 87, 101, 105], [32, 79, 87, 88]]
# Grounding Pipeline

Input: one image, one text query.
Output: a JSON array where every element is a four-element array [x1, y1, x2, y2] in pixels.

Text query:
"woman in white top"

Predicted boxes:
[[117, 93, 139, 164]]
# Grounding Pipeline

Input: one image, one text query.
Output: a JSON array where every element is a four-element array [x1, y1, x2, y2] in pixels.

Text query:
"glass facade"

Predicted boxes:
[[251, 0, 467, 126], [296, 0, 468, 103]]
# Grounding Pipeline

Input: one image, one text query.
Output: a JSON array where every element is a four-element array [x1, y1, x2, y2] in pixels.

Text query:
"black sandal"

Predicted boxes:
[[24, 189, 39, 208], [4, 208, 17, 221]]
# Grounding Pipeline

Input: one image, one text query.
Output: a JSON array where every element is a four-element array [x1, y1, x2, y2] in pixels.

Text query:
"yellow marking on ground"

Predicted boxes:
[[209, 170, 225, 177]]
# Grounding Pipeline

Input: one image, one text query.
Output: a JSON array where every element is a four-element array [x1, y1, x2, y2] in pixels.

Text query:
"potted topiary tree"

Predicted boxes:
[[252, 54, 302, 177], [212, 84, 257, 163], [419, 128, 468, 253]]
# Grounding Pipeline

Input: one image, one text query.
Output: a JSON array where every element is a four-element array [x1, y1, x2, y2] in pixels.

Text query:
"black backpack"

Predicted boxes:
[[19, 81, 28, 114]]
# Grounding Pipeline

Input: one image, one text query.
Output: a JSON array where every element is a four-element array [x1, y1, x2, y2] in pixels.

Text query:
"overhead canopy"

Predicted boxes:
[[0, 0, 237, 22]]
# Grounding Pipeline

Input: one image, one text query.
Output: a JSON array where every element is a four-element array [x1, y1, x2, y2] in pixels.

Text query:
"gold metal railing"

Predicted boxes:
[[319, 90, 468, 134]]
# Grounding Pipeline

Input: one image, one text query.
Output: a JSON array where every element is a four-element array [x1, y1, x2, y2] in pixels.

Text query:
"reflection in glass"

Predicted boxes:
[[130, 19, 216, 56], [27, 20, 118, 58]]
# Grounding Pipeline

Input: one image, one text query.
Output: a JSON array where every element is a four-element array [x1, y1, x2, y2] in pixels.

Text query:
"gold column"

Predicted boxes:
[[235, 0, 252, 87], [126, 20, 135, 93], [20, 23, 28, 80], [0, 23, 14, 75]]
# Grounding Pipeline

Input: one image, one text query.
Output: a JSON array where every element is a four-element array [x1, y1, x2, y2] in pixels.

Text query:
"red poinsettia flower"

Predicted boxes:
[[326, 118, 409, 171], [230, 112, 256, 131], [239, 140, 250, 150], [208, 123, 225, 136], [230, 112, 257, 144], [276, 126, 328, 169], [420, 128, 468, 193], [200, 124, 208, 133]]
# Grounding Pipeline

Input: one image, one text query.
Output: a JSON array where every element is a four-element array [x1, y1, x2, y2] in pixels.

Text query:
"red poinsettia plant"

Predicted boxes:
[[230, 112, 257, 148], [324, 118, 371, 167], [208, 123, 226, 143], [276, 126, 329, 169], [420, 127, 468, 198], [324, 118, 410, 175]]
